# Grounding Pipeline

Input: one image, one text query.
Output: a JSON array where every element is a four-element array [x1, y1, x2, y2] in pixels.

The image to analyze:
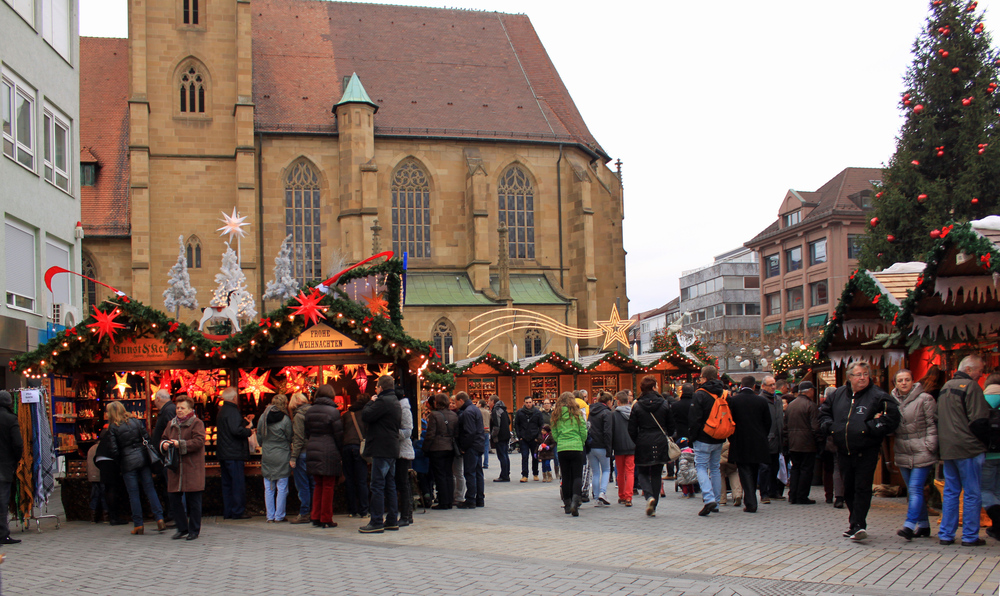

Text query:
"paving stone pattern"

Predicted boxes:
[[2, 481, 998, 595]]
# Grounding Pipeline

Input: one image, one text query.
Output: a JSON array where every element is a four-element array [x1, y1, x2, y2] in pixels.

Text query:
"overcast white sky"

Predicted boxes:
[[80, 0, 998, 315]]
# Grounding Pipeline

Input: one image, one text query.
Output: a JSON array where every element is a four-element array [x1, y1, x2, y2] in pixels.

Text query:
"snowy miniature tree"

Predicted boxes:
[[262, 234, 299, 302], [212, 242, 257, 320], [163, 235, 198, 318]]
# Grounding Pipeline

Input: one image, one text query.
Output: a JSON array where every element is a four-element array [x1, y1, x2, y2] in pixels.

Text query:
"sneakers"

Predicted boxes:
[[645, 497, 657, 517], [597, 494, 611, 506], [761, 497, 771, 504], [358, 523, 385, 534], [897, 527, 915, 541], [850, 528, 867, 541], [733, 497, 742, 507]]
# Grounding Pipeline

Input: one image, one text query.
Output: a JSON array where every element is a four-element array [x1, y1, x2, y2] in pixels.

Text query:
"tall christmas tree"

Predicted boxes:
[[162, 235, 198, 318], [860, 0, 1000, 269], [212, 242, 256, 320], [262, 234, 299, 302]]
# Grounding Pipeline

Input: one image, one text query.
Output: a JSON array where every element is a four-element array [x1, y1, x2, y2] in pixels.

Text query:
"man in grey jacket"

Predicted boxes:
[[758, 376, 784, 503], [937, 355, 991, 546]]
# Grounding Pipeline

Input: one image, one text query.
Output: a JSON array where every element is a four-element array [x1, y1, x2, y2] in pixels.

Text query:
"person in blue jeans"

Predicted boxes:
[[107, 401, 165, 534], [359, 375, 402, 534], [687, 366, 728, 517], [982, 374, 1000, 540], [288, 392, 315, 523], [587, 392, 614, 504], [937, 356, 990, 546], [216, 387, 253, 520], [890, 369, 937, 540]]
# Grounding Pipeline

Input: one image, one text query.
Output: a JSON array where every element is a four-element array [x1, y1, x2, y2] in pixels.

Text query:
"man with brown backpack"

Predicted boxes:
[[688, 365, 736, 517]]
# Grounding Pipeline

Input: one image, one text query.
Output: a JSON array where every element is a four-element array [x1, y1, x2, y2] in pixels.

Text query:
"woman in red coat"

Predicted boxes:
[[160, 394, 206, 541]]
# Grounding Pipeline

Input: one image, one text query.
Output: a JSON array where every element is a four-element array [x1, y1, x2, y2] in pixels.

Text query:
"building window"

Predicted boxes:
[[182, 0, 199, 24], [81, 163, 96, 186], [848, 234, 863, 259], [809, 238, 827, 266], [524, 327, 542, 358], [185, 235, 202, 269], [45, 240, 70, 306], [43, 107, 70, 192], [81, 253, 97, 311], [725, 303, 744, 316], [591, 374, 618, 394], [2, 73, 34, 170], [4, 221, 35, 311], [391, 160, 431, 258], [284, 161, 322, 284], [498, 165, 534, 259], [783, 210, 801, 227], [530, 376, 558, 401], [785, 246, 802, 272], [179, 65, 206, 113], [6, 0, 34, 25], [810, 280, 829, 306], [432, 319, 454, 363], [787, 286, 804, 311], [744, 276, 760, 288], [745, 303, 761, 316], [764, 254, 780, 278], [850, 190, 873, 210], [41, 0, 71, 60], [766, 292, 781, 316]]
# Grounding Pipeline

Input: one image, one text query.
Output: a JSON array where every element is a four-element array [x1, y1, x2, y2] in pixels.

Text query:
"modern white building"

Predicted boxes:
[[1, 0, 82, 388], [629, 297, 680, 355], [678, 247, 761, 376]]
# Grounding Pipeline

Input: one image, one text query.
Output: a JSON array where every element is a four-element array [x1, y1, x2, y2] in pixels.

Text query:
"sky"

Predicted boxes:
[[79, 0, 999, 315]]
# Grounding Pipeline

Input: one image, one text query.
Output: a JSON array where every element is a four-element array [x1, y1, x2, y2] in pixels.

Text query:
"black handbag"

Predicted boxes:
[[162, 443, 181, 471], [143, 438, 164, 474]]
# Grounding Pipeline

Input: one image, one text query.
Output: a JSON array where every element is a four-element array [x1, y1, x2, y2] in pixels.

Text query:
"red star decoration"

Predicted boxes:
[[87, 306, 126, 344], [291, 290, 326, 326], [363, 288, 389, 317]]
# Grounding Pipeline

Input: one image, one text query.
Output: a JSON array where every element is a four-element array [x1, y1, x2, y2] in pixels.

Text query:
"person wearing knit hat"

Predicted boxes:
[[0, 390, 24, 544]]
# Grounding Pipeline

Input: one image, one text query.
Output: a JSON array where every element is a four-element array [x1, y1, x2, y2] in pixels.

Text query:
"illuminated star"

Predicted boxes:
[[113, 372, 131, 398], [322, 365, 342, 384], [290, 289, 327, 326], [376, 363, 393, 378], [87, 306, 126, 344], [217, 207, 250, 241], [239, 368, 275, 405], [363, 288, 389, 317], [594, 304, 635, 351]]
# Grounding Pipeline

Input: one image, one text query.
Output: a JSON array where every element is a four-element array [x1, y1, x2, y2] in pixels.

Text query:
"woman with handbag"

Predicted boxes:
[[304, 385, 344, 528], [160, 394, 205, 540], [107, 401, 165, 535], [425, 393, 459, 510], [628, 376, 676, 518], [257, 393, 293, 523], [551, 391, 587, 516]]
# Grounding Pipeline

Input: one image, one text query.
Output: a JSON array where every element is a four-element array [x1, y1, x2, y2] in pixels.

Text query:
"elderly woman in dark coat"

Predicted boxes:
[[258, 393, 293, 523], [425, 393, 459, 510], [305, 385, 344, 528], [159, 394, 205, 540]]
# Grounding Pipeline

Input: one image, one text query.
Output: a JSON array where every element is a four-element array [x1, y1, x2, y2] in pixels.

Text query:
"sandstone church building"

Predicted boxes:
[[79, 0, 627, 362]]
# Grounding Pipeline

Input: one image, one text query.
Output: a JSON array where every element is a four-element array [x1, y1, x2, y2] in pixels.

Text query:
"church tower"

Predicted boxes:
[[127, 0, 256, 306], [333, 74, 378, 263]]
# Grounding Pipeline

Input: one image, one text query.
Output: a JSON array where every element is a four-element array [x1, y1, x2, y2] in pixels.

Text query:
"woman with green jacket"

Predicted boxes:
[[551, 391, 587, 516]]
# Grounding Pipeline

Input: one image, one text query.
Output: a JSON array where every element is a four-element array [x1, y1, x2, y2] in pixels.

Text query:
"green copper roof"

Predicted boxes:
[[404, 273, 569, 307], [334, 73, 378, 112], [491, 275, 569, 305]]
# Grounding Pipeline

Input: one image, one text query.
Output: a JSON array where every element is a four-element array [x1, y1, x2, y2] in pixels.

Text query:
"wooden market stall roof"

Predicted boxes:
[[449, 349, 702, 377]]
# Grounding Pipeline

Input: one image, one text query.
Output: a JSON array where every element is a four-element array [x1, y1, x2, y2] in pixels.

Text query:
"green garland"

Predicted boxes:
[[772, 346, 822, 376], [649, 329, 717, 367], [517, 352, 584, 373], [421, 369, 456, 391], [448, 353, 520, 375]]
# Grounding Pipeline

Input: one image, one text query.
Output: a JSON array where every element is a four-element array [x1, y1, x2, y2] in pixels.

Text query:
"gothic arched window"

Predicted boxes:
[[432, 319, 454, 363], [81, 253, 98, 312], [524, 327, 543, 358], [179, 64, 206, 113], [498, 165, 534, 259], [285, 160, 322, 284], [185, 235, 202, 269], [391, 160, 431, 258]]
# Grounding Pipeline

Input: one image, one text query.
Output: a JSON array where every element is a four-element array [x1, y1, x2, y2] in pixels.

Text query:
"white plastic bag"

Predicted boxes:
[[777, 453, 789, 485]]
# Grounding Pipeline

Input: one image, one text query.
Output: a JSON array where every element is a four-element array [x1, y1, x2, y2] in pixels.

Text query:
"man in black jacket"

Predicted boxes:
[[514, 397, 543, 482], [819, 361, 900, 541], [359, 375, 402, 533], [728, 376, 771, 513], [688, 365, 728, 517], [150, 389, 177, 524], [457, 392, 485, 508], [669, 384, 696, 442], [0, 391, 23, 544], [216, 387, 253, 519], [489, 396, 511, 482]]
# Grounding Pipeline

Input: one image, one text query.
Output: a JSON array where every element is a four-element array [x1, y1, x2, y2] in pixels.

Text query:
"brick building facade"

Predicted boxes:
[[80, 0, 627, 361]]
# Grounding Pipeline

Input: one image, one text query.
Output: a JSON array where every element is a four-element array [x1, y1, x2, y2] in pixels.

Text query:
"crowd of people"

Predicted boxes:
[[3, 353, 997, 548]]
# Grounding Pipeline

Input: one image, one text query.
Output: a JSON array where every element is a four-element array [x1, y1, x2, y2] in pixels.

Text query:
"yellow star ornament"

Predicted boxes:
[[594, 304, 634, 351], [113, 372, 131, 398]]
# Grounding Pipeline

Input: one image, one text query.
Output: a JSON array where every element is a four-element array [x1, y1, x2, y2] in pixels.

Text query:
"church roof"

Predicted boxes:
[[404, 273, 569, 307], [334, 73, 378, 113], [252, 0, 607, 160], [79, 37, 131, 237]]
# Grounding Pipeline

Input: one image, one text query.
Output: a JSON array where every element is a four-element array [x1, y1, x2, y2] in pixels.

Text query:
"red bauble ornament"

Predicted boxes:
[[904, 100, 912, 106], [937, 150, 944, 156], [972, 197, 980, 204], [917, 193, 928, 202], [875, 191, 883, 198], [930, 229, 941, 239], [913, 104, 924, 113], [952, 67, 961, 73], [911, 160, 921, 166], [968, 1, 978, 12], [870, 217, 879, 227], [963, 97, 974, 106], [886, 234, 896, 243]]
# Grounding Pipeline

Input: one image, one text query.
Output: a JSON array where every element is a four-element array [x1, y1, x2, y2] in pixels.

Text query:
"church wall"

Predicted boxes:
[[82, 238, 134, 301]]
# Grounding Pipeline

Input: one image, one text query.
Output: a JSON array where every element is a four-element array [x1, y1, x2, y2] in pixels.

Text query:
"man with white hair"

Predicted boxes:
[[216, 386, 254, 519], [819, 361, 899, 541], [937, 354, 991, 546]]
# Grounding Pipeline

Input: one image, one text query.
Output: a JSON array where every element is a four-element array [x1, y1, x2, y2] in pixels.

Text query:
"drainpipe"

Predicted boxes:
[[256, 132, 265, 311], [557, 144, 564, 289]]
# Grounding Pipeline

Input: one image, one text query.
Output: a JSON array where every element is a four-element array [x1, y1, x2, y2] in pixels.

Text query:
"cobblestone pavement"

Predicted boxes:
[[2, 479, 999, 595]]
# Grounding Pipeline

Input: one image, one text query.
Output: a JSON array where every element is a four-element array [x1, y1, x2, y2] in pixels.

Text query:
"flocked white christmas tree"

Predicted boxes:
[[163, 235, 198, 318], [262, 234, 299, 303], [212, 242, 256, 320]]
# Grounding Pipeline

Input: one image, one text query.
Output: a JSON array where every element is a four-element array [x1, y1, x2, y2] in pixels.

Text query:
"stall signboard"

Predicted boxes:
[[108, 338, 190, 364], [277, 324, 363, 353]]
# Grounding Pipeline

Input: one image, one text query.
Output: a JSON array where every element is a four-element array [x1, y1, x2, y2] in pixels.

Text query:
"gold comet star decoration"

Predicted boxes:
[[322, 365, 342, 384], [113, 372, 131, 398], [594, 304, 634, 351]]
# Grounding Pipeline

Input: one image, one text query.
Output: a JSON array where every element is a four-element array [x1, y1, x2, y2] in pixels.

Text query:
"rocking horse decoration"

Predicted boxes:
[[199, 290, 242, 333]]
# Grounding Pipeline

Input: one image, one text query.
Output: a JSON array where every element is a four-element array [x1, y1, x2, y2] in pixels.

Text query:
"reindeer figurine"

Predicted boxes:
[[198, 289, 242, 333]]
